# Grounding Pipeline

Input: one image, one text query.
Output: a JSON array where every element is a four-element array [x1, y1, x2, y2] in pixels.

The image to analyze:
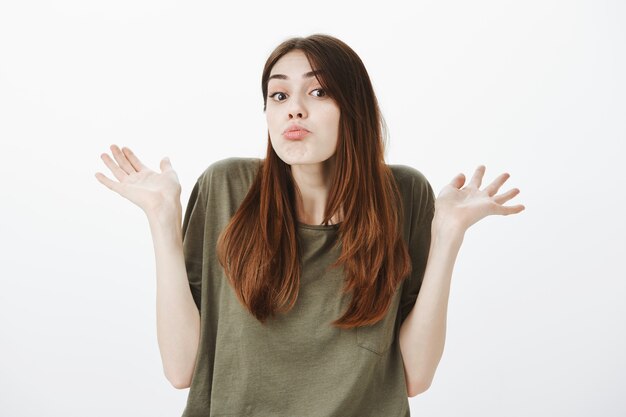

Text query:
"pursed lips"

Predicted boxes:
[[283, 126, 310, 140], [283, 124, 310, 134]]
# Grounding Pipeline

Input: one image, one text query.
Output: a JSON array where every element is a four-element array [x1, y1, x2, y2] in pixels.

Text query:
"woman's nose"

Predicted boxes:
[[288, 96, 307, 119]]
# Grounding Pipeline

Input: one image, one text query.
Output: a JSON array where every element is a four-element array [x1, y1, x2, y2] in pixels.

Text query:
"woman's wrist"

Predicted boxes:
[[146, 200, 182, 231], [431, 212, 466, 243]]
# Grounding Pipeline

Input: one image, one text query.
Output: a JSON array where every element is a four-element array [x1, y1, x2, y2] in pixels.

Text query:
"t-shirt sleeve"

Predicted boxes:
[[399, 171, 436, 325], [181, 176, 206, 313]]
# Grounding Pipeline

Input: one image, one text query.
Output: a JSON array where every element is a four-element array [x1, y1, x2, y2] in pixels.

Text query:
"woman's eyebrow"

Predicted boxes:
[[268, 70, 324, 81]]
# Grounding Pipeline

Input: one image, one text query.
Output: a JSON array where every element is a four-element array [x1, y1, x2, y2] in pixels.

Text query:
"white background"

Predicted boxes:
[[1, 0, 624, 416]]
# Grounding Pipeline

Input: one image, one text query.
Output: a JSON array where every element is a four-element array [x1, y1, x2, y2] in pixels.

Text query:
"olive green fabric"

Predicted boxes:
[[180, 157, 435, 417]]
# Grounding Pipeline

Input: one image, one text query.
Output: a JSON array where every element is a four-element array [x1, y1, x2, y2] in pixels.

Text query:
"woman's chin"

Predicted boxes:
[[273, 146, 336, 167], [275, 152, 312, 166]]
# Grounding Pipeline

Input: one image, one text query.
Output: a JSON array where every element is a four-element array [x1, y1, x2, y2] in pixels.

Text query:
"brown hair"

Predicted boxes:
[[216, 34, 412, 329]]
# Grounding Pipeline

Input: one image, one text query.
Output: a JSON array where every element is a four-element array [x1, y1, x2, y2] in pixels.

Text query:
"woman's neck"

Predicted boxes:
[[290, 155, 342, 225]]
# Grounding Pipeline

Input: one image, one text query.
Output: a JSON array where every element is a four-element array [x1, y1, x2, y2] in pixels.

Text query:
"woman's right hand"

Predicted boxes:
[[95, 144, 182, 220]]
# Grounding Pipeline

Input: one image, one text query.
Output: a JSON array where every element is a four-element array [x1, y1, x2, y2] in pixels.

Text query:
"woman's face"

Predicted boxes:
[[265, 50, 341, 166]]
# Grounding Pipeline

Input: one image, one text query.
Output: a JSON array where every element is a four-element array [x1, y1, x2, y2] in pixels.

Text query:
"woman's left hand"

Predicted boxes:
[[434, 165, 525, 234]]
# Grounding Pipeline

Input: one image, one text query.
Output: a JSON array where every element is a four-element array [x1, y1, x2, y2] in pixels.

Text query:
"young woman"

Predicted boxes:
[[95, 34, 524, 416]]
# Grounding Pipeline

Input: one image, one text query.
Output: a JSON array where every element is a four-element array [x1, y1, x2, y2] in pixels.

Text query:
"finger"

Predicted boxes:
[[110, 144, 137, 175], [100, 152, 128, 182], [467, 165, 486, 189], [493, 187, 520, 205], [94, 172, 121, 194], [497, 204, 526, 215], [160, 156, 172, 173], [449, 173, 465, 189], [122, 146, 147, 172], [484, 172, 511, 197]]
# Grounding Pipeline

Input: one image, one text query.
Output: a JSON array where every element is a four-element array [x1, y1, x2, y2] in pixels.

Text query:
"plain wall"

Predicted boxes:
[[0, 0, 624, 415]]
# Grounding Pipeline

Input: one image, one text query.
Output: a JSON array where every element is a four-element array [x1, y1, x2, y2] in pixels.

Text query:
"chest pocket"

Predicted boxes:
[[356, 289, 401, 355]]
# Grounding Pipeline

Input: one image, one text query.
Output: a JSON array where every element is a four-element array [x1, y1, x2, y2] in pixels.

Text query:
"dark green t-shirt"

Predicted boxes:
[[180, 157, 435, 417]]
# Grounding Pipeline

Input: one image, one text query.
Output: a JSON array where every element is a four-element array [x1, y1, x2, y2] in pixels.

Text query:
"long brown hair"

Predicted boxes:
[[216, 34, 412, 329]]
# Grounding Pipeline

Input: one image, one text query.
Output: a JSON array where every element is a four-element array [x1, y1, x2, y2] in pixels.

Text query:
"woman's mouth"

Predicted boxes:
[[283, 130, 310, 140]]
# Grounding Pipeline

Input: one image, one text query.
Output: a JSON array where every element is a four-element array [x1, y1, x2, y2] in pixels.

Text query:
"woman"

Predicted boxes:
[[95, 34, 524, 416]]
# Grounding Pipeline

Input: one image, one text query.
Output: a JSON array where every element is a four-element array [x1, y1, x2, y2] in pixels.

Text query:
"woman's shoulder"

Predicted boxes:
[[199, 156, 262, 178], [387, 163, 431, 189], [192, 157, 262, 198], [194, 157, 260, 184], [388, 164, 435, 221]]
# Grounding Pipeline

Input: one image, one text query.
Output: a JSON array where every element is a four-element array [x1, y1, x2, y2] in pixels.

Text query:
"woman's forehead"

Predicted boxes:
[[269, 50, 316, 79]]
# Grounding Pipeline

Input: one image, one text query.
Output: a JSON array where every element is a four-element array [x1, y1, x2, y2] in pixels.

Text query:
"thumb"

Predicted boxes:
[[451, 173, 465, 189], [160, 156, 171, 172]]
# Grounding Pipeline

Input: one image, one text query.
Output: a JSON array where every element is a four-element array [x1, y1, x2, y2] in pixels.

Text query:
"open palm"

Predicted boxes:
[[95, 145, 181, 216], [435, 165, 525, 232]]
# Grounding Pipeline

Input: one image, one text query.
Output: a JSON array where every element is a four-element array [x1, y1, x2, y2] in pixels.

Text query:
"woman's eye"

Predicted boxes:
[[268, 89, 325, 102], [269, 92, 287, 101]]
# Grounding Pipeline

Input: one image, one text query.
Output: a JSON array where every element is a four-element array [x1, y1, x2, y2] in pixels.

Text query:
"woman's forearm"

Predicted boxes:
[[148, 208, 201, 389], [399, 216, 464, 397]]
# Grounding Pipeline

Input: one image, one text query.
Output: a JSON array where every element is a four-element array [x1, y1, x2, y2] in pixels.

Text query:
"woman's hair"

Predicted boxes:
[[216, 34, 412, 329]]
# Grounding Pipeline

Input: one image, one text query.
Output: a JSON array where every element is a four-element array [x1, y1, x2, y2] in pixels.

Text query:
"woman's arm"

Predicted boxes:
[[399, 165, 524, 397], [399, 217, 463, 397], [95, 145, 200, 389], [149, 209, 201, 390]]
